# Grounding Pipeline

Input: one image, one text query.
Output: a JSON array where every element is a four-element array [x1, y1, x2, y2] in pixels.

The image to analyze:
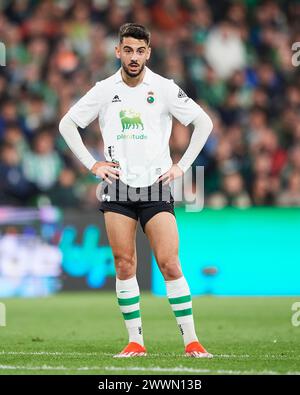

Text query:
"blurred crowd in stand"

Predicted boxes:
[[1, 0, 300, 209]]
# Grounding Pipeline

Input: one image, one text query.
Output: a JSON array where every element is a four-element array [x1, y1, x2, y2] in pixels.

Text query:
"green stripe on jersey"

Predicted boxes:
[[174, 308, 193, 317], [122, 310, 141, 320], [169, 295, 191, 305], [118, 296, 140, 306]]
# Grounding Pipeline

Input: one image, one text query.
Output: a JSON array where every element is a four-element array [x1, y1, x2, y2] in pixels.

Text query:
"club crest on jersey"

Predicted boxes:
[[147, 91, 155, 104]]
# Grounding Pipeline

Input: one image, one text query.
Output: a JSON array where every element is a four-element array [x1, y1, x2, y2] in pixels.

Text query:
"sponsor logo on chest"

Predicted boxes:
[[117, 109, 147, 140]]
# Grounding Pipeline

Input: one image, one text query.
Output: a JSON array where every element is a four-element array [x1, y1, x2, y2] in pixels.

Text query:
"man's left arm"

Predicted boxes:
[[177, 110, 213, 173], [158, 110, 213, 184]]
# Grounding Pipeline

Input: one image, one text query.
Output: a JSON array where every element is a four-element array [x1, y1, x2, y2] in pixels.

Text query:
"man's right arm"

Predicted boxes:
[[59, 114, 97, 170], [59, 114, 119, 184]]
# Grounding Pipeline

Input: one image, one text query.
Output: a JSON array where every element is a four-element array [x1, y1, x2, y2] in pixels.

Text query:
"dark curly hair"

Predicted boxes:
[[119, 23, 151, 46]]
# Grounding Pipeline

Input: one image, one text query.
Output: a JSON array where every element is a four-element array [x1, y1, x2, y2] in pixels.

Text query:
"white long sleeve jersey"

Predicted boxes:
[[65, 66, 211, 187]]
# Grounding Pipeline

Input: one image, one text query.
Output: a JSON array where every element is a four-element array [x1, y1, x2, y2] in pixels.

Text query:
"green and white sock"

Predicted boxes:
[[116, 276, 144, 346], [166, 276, 198, 347]]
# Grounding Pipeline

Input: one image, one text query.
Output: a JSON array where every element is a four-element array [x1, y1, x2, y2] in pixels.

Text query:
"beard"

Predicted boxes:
[[122, 61, 145, 78]]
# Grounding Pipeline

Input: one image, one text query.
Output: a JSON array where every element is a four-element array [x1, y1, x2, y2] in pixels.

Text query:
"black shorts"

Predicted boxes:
[[99, 179, 175, 232]]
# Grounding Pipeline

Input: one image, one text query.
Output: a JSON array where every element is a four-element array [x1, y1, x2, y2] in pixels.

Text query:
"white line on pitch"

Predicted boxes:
[[104, 366, 300, 375], [0, 365, 299, 375], [0, 351, 298, 360], [0, 351, 98, 356]]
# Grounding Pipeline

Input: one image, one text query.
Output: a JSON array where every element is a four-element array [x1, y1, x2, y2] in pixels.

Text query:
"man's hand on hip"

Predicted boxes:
[[91, 161, 120, 184], [156, 164, 184, 185]]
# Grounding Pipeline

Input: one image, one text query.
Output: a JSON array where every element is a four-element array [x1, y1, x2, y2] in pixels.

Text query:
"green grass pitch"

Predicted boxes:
[[0, 292, 299, 375]]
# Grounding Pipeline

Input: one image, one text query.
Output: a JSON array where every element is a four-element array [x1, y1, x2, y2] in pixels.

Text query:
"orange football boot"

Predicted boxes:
[[113, 342, 147, 358], [185, 341, 213, 358]]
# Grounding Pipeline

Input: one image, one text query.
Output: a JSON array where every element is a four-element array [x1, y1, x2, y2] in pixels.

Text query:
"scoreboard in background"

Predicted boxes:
[[0, 207, 62, 297]]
